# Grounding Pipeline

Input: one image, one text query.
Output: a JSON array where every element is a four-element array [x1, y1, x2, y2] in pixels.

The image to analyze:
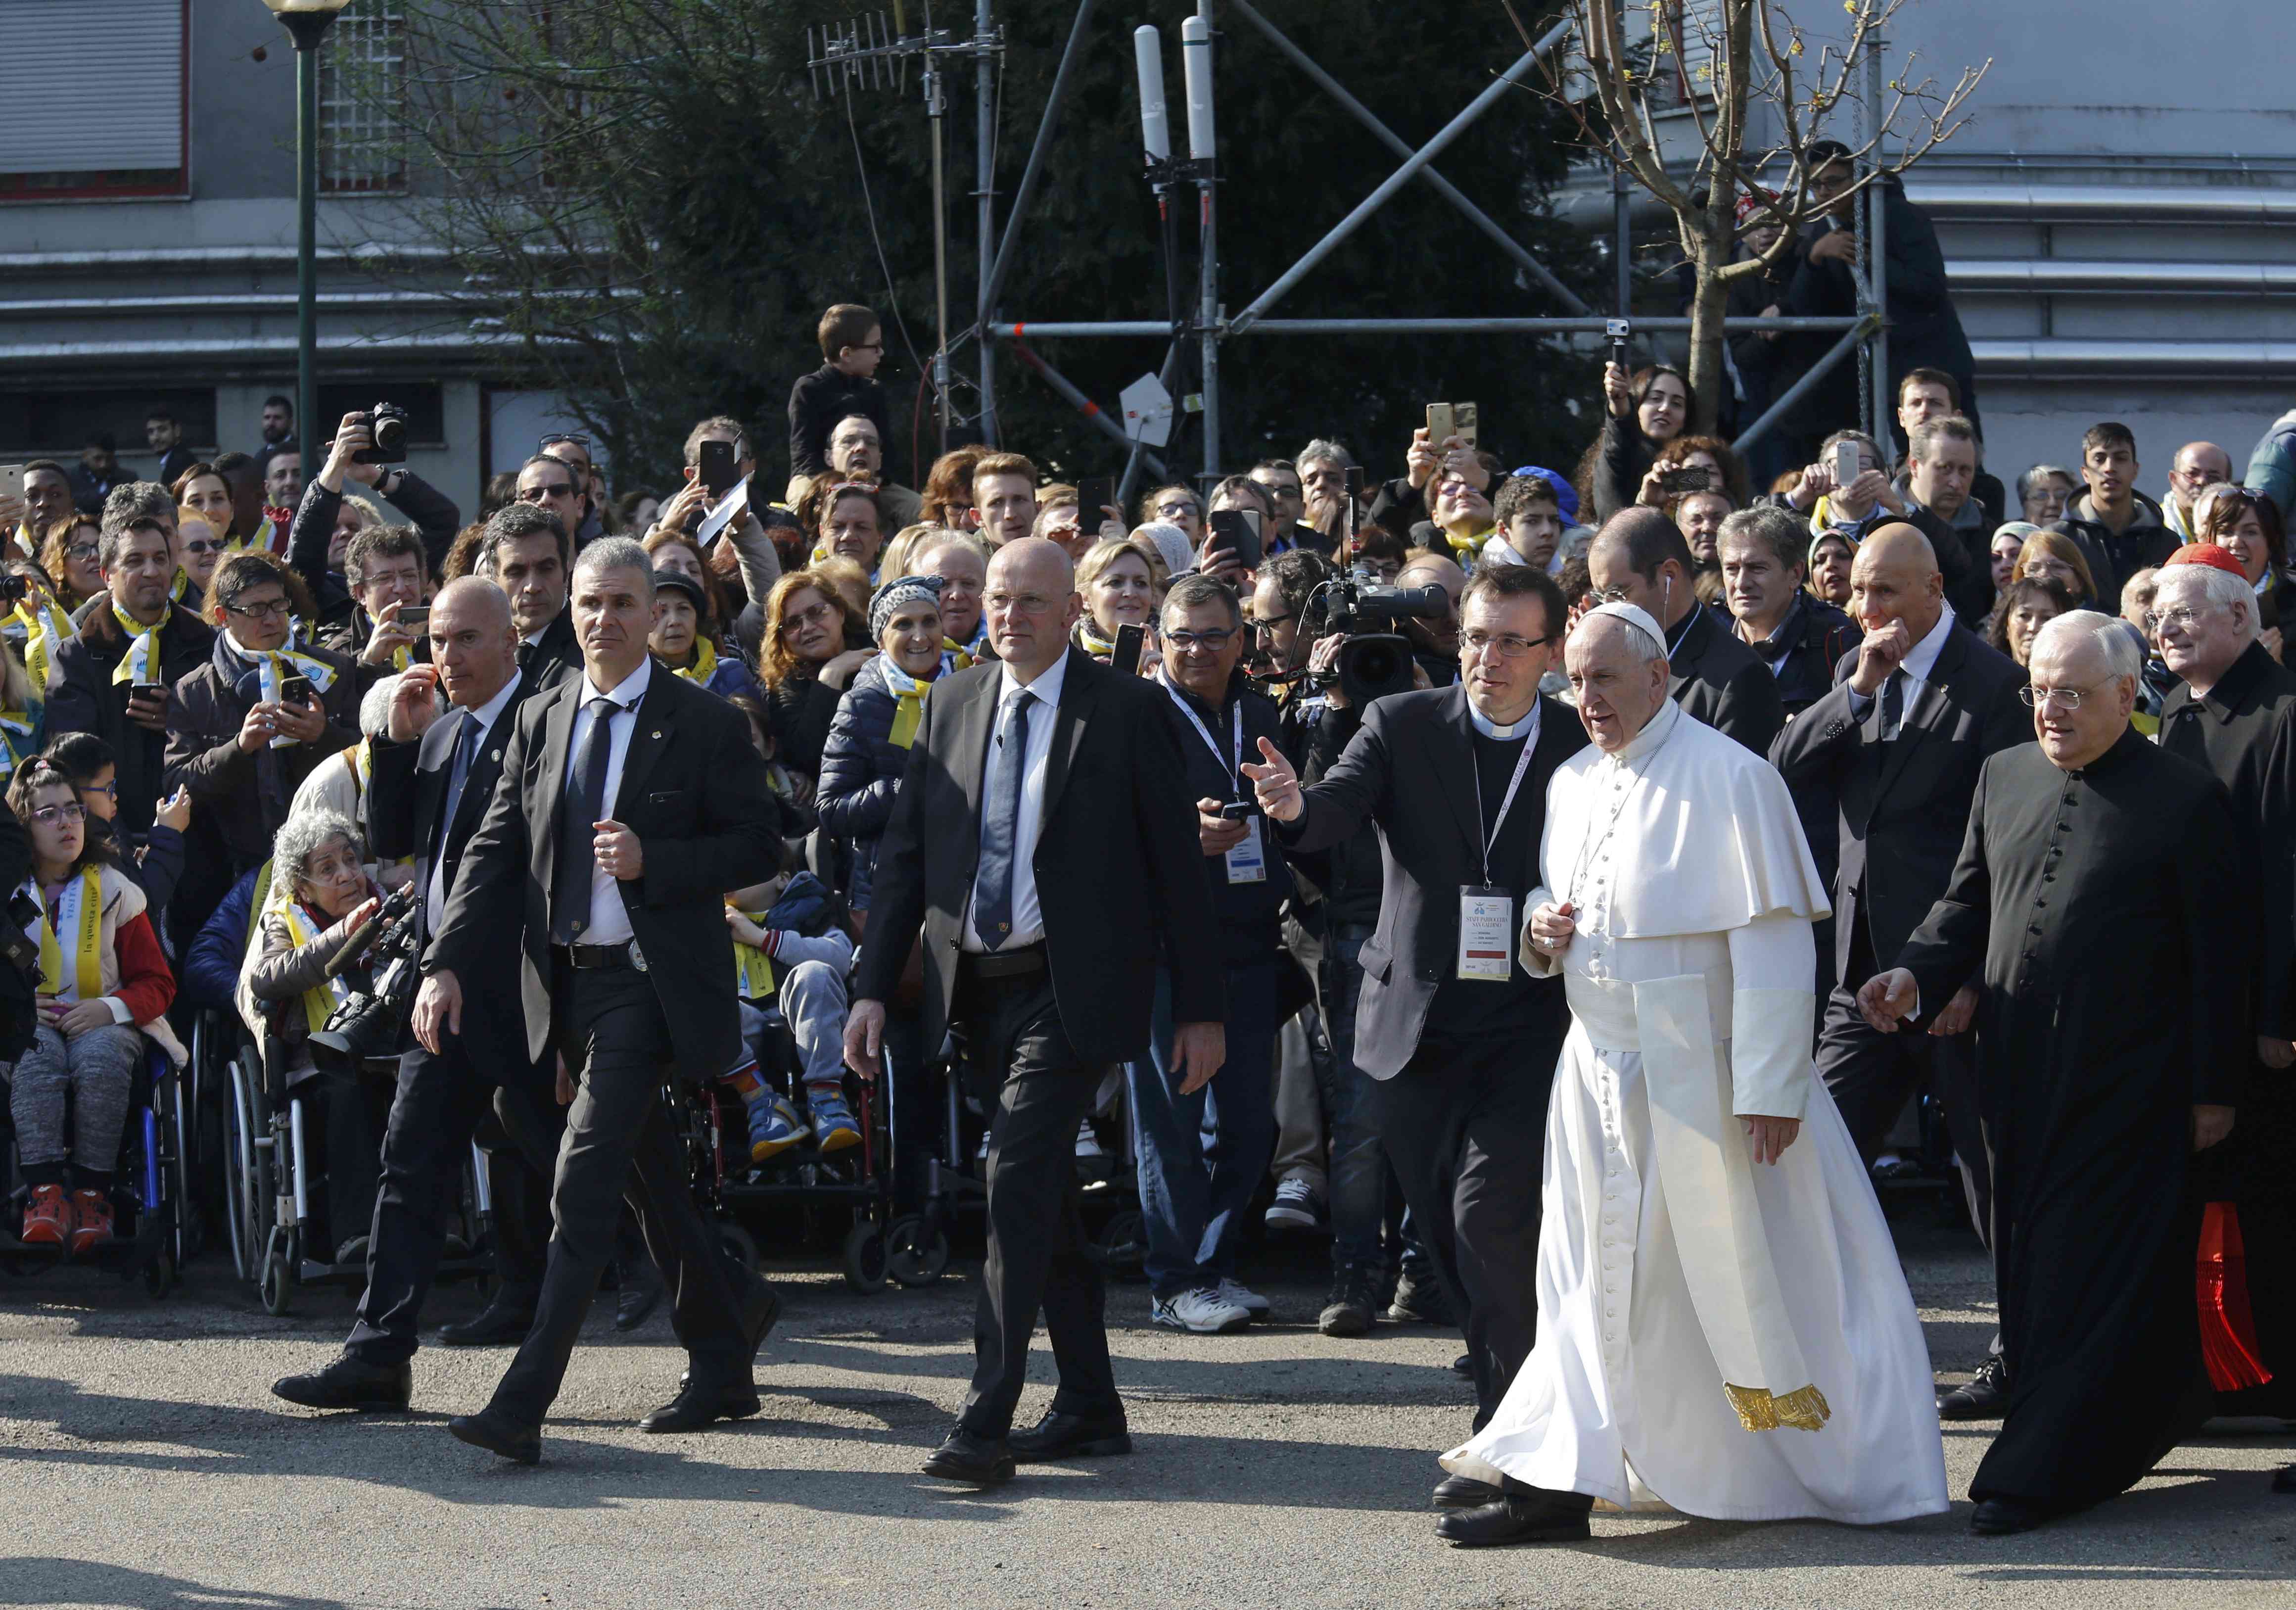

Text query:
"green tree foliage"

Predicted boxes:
[[382, 0, 1601, 494]]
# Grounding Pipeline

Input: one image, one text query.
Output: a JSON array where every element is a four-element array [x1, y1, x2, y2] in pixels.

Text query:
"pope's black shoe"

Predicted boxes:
[[436, 1300, 536, 1348], [1969, 1498, 2050, 1536], [448, 1406, 542, 1465], [1009, 1409, 1132, 1462], [639, 1375, 762, 1433], [923, 1427, 1016, 1484], [271, 1352, 411, 1413], [614, 1260, 664, 1332], [1435, 1497, 1593, 1548], [1433, 1474, 1504, 1509], [1936, 1355, 2011, 1421]]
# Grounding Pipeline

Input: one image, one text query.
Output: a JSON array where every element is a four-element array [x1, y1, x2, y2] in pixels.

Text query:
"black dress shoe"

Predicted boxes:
[[1433, 1474, 1505, 1509], [1009, 1409, 1132, 1462], [1937, 1355, 2012, 1421], [639, 1377, 762, 1433], [1969, 1498, 2050, 1535], [1452, 1352, 1475, 1378], [1436, 1497, 1593, 1548], [449, 1406, 542, 1465], [615, 1262, 664, 1332], [2273, 1464, 2296, 1495], [436, 1302, 536, 1348], [923, 1427, 1016, 1484], [271, 1353, 412, 1413], [740, 1278, 781, 1367]]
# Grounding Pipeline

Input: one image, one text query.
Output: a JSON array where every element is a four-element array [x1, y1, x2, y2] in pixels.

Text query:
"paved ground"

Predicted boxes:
[[1, 1217, 2291, 1610]]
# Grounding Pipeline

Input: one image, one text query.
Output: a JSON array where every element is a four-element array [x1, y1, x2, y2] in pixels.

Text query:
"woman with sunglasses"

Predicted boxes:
[[173, 507, 227, 610], [758, 569, 870, 794], [5, 756, 176, 1255]]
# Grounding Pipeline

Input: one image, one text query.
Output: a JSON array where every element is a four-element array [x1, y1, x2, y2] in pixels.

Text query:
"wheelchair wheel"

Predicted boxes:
[[715, 1219, 760, 1275], [1096, 1208, 1149, 1285], [842, 1218, 889, 1294], [886, 1214, 950, 1288], [142, 1244, 175, 1299], [260, 1240, 294, 1317], [223, 1055, 260, 1282]]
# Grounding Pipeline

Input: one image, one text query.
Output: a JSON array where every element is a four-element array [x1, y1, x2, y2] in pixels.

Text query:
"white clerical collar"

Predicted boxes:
[[1611, 695, 1683, 764], [582, 654, 651, 710], [1468, 699, 1541, 741]]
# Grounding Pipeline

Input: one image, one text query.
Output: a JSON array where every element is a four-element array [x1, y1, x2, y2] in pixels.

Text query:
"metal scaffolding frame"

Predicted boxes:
[[821, 4, 1890, 482]]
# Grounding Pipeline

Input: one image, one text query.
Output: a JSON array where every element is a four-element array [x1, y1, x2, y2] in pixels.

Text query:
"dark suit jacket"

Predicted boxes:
[[1281, 687, 1587, 1081], [1669, 603, 1785, 755], [369, 693, 542, 1087], [516, 611, 583, 701], [854, 646, 1222, 1066], [1769, 619, 2028, 980], [429, 663, 781, 1076]]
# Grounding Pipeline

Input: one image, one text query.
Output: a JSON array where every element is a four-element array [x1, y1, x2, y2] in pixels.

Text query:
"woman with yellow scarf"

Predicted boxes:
[[647, 563, 761, 702], [816, 575, 952, 928]]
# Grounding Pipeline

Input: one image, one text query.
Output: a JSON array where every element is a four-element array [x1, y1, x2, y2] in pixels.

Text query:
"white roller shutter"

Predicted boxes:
[[0, 0, 184, 174]]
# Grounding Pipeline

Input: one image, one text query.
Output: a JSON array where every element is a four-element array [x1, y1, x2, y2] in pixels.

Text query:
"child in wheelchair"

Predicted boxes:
[[7, 757, 176, 1253], [238, 807, 394, 1266], [723, 868, 859, 1162]]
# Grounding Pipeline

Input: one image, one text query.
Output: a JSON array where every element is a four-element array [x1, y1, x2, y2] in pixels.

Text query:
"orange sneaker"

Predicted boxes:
[[68, 1189, 114, 1256], [20, 1183, 69, 1246]]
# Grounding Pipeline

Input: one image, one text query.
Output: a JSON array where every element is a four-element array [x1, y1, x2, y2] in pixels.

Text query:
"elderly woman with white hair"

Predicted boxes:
[[240, 807, 395, 1266]]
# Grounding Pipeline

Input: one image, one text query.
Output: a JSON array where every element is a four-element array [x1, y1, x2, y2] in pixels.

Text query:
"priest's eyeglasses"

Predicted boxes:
[[2017, 679, 2109, 711], [1462, 630, 1559, 660]]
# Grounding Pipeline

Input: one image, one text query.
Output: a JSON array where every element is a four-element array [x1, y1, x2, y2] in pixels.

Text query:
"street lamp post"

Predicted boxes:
[[261, 0, 352, 462]]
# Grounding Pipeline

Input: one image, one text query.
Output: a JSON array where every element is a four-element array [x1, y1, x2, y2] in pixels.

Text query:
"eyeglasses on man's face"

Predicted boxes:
[[518, 482, 577, 504], [2018, 679, 2112, 711], [1461, 630, 1557, 661], [2143, 606, 2210, 634], [985, 591, 1060, 616], [225, 596, 290, 622], [1166, 628, 1236, 653]]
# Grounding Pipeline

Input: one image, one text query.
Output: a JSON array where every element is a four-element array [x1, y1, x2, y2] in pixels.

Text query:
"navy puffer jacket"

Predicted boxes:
[[816, 653, 931, 912]]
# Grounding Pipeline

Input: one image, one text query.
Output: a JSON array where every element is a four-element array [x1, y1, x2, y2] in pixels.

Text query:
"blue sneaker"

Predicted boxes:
[[809, 1089, 862, 1154], [748, 1095, 810, 1162]]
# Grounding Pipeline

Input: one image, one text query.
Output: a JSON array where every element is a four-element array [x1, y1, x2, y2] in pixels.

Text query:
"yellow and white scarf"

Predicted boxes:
[[275, 897, 354, 1034], [879, 654, 951, 750], [11, 598, 72, 697], [108, 600, 167, 687], [730, 902, 777, 1000], [233, 635, 339, 749], [671, 636, 719, 688], [27, 865, 105, 1002]]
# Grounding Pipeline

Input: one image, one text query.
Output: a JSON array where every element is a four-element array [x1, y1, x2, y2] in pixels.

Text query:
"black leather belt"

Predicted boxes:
[[961, 941, 1048, 981], [556, 940, 639, 971]]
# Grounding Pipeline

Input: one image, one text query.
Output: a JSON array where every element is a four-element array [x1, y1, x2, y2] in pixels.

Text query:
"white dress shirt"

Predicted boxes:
[[566, 656, 652, 947], [426, 674, 522, 935], [1847, 604, 1956, 719], [961, 653, 1068, 953]]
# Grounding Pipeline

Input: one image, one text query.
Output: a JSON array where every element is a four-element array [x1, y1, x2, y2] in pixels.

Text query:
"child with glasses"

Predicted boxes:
[[5, 757, 176, 1254], [45, 732, 189, 915]]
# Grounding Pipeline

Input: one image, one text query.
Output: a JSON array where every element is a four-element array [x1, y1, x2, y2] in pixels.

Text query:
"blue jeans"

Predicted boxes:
[[1127, 958, 1278, 1299], [1321, 923, 1434, 1285]]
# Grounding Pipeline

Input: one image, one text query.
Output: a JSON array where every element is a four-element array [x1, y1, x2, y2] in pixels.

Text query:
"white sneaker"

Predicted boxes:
[[1151, 1286, 1253, 1334], [1074, 1120, 1105, 1160], [1215, 1277, 1270, 1319], [1264, 1177, 1325, 1232]]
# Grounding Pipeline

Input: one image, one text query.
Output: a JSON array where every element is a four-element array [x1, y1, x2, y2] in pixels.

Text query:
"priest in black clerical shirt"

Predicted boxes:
[[2153, 551, 2296, 1455], [1861, 609, 2248, 1537]]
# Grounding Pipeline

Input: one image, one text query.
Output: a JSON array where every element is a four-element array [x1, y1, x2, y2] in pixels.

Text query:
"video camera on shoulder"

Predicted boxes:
[[1300, 570, 1449, 708], [349, 402, 409, 467]]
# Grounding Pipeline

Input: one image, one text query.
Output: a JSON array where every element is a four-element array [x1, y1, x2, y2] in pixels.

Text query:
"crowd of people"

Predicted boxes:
[[3, 255, 2295, 1545]]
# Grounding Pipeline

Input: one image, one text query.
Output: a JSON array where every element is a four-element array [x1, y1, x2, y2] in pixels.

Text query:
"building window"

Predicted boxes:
[[0, 0, 188, 201], [321, 0, 408, 193]]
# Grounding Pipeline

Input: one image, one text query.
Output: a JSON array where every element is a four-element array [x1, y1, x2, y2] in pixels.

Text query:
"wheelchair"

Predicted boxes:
[[1, 1033, 194, 1297], [221, 1023, 495, 1317]]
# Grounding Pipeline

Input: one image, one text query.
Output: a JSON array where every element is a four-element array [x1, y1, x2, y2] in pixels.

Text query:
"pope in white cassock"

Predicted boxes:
[[1435, 603, 1948, 1548]]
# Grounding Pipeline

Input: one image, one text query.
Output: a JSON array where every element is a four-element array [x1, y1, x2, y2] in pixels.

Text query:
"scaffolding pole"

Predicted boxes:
[[1868, 33, 1893, 444], [976, 0, 999, 445], [992, 316, 1862, 338]]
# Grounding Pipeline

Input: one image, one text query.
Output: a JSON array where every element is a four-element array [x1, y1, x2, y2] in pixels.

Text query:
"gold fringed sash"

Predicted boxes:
[[1725, 1381, 1832, 1433]]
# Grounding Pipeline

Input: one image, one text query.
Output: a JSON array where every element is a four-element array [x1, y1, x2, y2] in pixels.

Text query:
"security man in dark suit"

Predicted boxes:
[[1244, 563, 1588, 1511], [845, 537, 1222, 1486], [1586, 506, 1784, 755], [270, 576, 569, 1414], [471, 503, 583, 699], [415, 538, 781, 1464], [1770, 522, 2027, 1418]]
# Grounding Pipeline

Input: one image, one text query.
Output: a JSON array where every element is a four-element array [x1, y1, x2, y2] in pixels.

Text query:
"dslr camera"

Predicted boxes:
[[1299, 569, 1450, 708], [351, 402, 409, 467], [0, 572, 30, 608], [309, 882, 422, 1064]]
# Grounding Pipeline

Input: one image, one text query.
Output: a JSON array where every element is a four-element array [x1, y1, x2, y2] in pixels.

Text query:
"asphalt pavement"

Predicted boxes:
[[2, 1217, 2291, 1609]]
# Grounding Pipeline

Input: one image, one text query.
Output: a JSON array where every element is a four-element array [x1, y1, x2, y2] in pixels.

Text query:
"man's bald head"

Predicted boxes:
[[429, 575, 519, 710], [1846, 521, 1945, 641], [435, 574, 513, 629], [1397, 551, 1466, 603], [984, 535, 1082, 677]]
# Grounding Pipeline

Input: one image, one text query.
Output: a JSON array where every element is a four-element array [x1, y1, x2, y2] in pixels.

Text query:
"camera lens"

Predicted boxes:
[[374, 412, 405, 453]]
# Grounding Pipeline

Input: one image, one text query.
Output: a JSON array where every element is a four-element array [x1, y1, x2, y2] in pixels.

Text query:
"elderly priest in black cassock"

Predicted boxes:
[[1861, 609, 2248, 1537]]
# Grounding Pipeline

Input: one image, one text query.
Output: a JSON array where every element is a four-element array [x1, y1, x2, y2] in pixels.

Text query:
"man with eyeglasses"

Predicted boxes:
[[287, 410, 461, 624], [537, 434, 606, 547], [1586, 507, 1782, 754], [1771, 522, 2026, 1419], [2151, 547, 2296, 1463], [826, 413, 922, 530], [1860, 609, 2244, 1536], [1243, 564, 1586, 1497], [844, 537, 1222, 1484], [47, 509, 216, 846]]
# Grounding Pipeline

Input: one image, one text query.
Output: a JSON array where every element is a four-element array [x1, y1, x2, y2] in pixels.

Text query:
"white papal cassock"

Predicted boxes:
[[1442, 696, 1948, 1523]]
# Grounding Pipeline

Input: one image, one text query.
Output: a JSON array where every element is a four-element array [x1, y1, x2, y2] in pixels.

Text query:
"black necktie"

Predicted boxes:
[[1879, 668, 1906, 743], [550, 697, 618, 944], [972, 688, 1033, 950], [436, 710, 483, 861], [517, 640, 536, 672]]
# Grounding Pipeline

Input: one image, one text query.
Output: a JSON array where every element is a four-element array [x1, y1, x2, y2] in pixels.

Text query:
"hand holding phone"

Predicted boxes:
[[1656, 466, 1713, 496], [1112, 622, 1145, 676], [1425, 403, 1456, 449], [698, 439, 738, 500]]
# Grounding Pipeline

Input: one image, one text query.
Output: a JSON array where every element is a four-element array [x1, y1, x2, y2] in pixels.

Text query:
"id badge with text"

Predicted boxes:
[[1457, 886, 1514, 982], [1225, 816, 1268, 884]]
